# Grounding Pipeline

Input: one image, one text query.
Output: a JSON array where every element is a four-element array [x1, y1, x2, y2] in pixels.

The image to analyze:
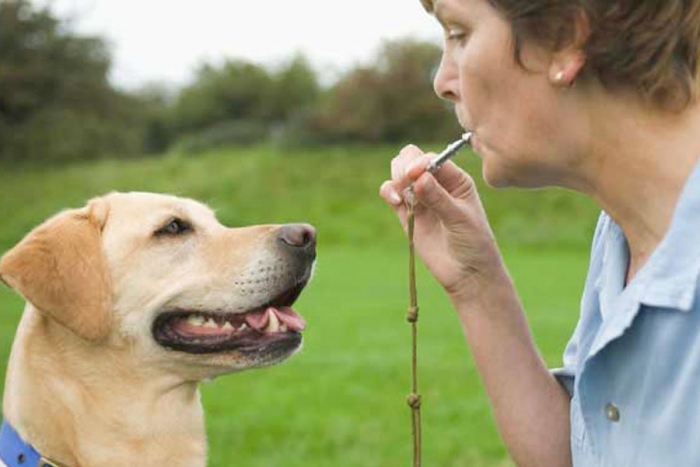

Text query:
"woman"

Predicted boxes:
[[379, 0, 700, 466]]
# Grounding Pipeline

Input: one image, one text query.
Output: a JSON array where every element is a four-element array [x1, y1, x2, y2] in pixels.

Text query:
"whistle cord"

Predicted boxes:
[[405, 188, 422, 467]]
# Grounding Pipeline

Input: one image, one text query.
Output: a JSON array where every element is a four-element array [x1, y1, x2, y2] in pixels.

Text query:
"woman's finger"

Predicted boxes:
[[404, 154, 476, 202], [392, 144, 424, 180], [379, 180, 403, 206], [430, 160, 477, 201], [388, 153, 437, 198], [413, 172, 467, 226], [379, 180, 410, 231]]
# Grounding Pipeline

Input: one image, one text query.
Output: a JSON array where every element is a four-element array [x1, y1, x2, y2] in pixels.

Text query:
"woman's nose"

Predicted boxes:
[[433, 53, 459, 102]]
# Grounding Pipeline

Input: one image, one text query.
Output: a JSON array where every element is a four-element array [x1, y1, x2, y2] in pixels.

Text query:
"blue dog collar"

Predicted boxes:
[[0, 420, 61, 467]]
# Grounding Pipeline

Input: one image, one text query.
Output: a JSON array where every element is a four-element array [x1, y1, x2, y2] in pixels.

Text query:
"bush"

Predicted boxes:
[[173, 120, 272, 155], [1, 108, 145, 163], [0, 0, 156, 163], [0, 0, 466, 163], [168, 56, 321, 151], [305, 39, 461, 144]]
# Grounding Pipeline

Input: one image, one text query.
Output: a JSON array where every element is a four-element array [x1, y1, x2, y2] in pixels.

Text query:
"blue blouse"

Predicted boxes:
[[552, 160, 700, 466]]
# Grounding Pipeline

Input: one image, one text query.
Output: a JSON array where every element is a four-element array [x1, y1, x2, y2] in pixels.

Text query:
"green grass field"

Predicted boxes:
[[0, 145, 597, 465]]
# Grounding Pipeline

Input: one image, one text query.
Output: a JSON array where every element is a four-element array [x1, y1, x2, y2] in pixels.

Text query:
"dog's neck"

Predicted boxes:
[[2, 306, 208, 467]]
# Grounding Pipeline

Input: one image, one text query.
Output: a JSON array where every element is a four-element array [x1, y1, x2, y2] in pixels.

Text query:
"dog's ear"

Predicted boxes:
[[0, 198, 112, 341]]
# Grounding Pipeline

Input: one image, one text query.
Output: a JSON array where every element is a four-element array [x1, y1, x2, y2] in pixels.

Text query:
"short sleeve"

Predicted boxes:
[[551, 337, 579, 398], [550, 211, 609, 398]]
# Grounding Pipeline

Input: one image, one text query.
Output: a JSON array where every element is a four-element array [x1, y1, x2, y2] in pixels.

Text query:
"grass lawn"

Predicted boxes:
[[0, 244, 587, 466], [0, 145, 595, 465], [201, 245, 588, 467]]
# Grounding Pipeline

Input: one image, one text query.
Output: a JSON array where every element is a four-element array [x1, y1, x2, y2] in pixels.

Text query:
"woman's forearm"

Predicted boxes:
[[451, 268, 572, 467]]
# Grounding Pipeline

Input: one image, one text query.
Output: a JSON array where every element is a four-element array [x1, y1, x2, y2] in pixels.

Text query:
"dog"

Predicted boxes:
[[0, 192, 316, 467]]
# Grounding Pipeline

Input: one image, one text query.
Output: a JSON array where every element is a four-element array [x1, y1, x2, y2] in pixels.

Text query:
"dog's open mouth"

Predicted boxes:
[[152, 282, 307, 355]]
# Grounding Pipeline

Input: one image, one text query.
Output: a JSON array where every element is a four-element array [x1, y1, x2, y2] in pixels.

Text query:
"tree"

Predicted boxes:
[[170, 61, 274, 135], [271, 55, 320, 122], [168, 55, 321, 151], [308, 39, 461, 144], [0, 0, 145, 162]]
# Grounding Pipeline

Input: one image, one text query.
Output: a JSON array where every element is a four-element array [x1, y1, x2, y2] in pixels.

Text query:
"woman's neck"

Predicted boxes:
[[578, 97, 700, 280]]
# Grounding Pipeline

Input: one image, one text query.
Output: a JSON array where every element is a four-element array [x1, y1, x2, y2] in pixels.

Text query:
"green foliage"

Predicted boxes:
[[307, 39, 461, 144], [169, 55, 321, 153], [0, 0, 146, 162], [0, 1, 107, 122], [171, 61, 275, 134], [3, 106, 144, 162], [0, 1, 465, 162], [132, 83, 177, 154], [173, 119, 271, 154], [270, 55, 321, 122], [166, 41, 461, 152]]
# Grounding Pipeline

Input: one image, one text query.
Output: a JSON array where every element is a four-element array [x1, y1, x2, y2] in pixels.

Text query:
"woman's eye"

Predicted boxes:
[[446, 28, 467, 43], [155, 218, 192, 237]]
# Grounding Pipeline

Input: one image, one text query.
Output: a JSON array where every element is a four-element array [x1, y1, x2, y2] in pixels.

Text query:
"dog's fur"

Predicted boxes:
[[0, 192, 315, 466]]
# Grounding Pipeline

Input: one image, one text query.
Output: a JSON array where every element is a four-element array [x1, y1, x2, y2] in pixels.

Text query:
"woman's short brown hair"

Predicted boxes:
[[421, 0, 700, 111]]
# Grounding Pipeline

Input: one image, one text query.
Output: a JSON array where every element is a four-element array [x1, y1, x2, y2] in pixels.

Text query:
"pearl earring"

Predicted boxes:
[[555, 71, 565, 83]]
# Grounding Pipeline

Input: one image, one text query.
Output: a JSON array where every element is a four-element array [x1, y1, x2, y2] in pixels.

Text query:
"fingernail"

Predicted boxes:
[[389, 189, 402, 205]]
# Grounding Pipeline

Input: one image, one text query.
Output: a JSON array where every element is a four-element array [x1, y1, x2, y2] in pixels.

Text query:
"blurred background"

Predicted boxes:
[[0, 0, 599, 465]]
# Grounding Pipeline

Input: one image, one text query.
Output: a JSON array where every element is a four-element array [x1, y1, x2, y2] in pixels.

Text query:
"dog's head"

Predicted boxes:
[[0, 192, 316, 378]]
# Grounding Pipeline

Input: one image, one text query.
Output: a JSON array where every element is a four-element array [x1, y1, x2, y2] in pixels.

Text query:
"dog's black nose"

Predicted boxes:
[[278, 224, 316, 251]]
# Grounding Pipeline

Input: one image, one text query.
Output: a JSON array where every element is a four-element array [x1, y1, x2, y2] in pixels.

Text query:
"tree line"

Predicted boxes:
[[0, 0, 460, 163]]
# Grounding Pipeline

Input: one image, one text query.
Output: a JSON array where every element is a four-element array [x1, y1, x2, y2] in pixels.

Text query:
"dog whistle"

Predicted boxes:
[[426, 132, 473, 173]]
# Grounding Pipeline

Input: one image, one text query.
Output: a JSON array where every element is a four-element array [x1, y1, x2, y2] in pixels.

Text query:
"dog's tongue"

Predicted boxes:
[[245, 307, 306, 331], [275, 306, 307, 331]]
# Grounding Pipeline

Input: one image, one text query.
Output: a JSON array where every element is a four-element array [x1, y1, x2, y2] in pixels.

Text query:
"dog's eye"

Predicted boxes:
[[155, 218, 192, 237]]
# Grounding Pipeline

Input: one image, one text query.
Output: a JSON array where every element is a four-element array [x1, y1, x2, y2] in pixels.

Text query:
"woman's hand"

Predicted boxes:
[[381, 145, 574, 467], [379, 144, 505, 303]]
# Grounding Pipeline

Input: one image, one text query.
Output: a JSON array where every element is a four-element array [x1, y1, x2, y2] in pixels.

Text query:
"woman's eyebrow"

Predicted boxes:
[[433, 1, 447, 21], [433, 1, 462, 27]]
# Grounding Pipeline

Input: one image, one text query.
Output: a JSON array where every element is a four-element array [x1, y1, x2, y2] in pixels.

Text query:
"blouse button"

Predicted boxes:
[[605, 403, 621, 422]]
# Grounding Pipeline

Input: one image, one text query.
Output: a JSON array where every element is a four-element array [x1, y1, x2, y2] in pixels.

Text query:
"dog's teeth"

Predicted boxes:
[[187, 315, 205, 327], [204, 318, 218, 329], [239, 323, 248, 331], [280, 324, 288, 332], [222, 322, 234, 331], [266, 309, 280, 333]]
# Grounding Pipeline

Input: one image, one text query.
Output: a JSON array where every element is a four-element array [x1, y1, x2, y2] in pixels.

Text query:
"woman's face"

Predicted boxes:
[[432, 0, 586, 188]]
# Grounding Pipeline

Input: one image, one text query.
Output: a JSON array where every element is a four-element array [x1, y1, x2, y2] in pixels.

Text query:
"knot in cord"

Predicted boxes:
[[407, 393, 422, 409], [407, 306, 419, 323]]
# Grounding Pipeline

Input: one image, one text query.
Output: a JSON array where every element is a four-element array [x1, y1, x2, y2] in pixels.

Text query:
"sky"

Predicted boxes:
[[38, 0, 443, 90]]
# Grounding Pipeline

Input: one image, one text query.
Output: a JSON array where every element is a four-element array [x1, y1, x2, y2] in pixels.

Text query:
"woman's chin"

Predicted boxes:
[[480, 151, 551, 189], [481, 159, 512, 188], [474, 142, 509, 188], [484, 164, 554, 189]]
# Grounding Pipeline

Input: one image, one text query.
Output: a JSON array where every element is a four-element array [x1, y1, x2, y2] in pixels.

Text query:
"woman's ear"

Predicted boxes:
[[550, 8, 590, 87], [0, 199, 112, 342]]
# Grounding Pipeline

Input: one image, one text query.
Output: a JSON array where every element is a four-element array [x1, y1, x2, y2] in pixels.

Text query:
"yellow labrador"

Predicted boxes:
[[0, 192, 316, 467]]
